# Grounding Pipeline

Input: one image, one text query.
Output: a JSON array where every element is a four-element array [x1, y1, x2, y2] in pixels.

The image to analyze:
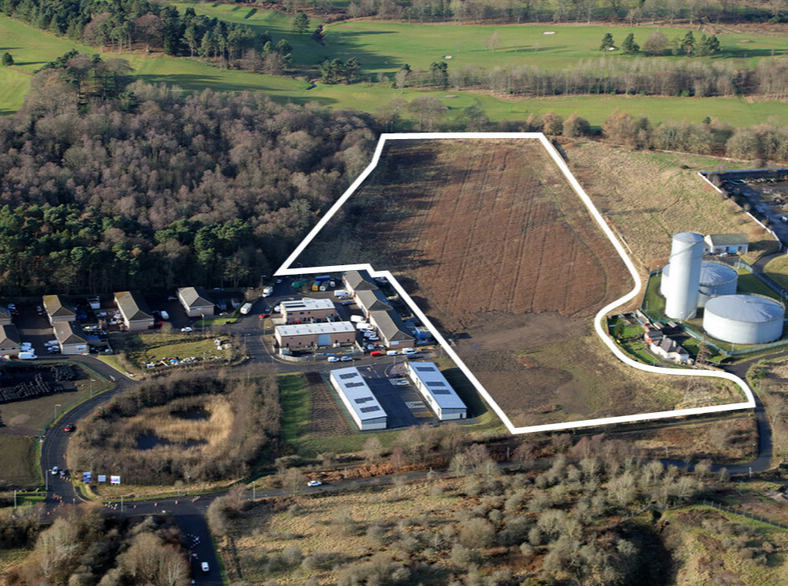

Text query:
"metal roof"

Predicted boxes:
[[705, 233, 748, 247], [674, 232, 704, 244], [177, 287, 214, 308], [53, 321, 88, 345], [0, 324, 20, 349], [114, 291, 153, 322], [369, 310, 414, 343], [355, 289, 392, 313], [407, 361, 466, 411], [281, 298, 335, 312], [705, 294, 784, 323], [664, 261, 738, 286], [275, 321, 355, 336], [42, 295, 76, 318], [343, 270, 378, 291], [330, 367, 387, 422]]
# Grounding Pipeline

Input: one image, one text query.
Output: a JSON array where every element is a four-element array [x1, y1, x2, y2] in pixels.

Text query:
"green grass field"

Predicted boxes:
[[0, 435, 36, 486], [279, 374, 311, 443], [764, 254, 788, 290], [3, 11, 788, 128]]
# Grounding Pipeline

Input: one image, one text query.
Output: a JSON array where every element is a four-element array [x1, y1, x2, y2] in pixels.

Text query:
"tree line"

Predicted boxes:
[[283, 0, 784, 25], [0, 64, 376, 295], [394, 54, 788, 99]]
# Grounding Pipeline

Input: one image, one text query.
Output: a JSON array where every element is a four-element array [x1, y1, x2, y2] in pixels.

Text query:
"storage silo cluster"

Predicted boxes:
[[703, 295, 785, 345], [658, 232, 784, 345]]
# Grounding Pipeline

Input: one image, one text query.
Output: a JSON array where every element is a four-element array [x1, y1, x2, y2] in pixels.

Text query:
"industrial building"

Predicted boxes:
[[661, 261, 738, 308], [355, 289, 392, 317], [177, 287, 216, 318], [343, 270, 378, 295], [0, 325, 21, 356], [113, 291, 154, 332], [406, 361, 467, 420], [663, 232, 704, 320], [281, 298, 336, 323], [274, 321, 356, 348], [42, 295, 76, 325], [704, 234, 749, 256], [329, 367, 387, 431], [703, 295, 784, 345], [53, 321, 89, 355], [369, 310, 414, 349]]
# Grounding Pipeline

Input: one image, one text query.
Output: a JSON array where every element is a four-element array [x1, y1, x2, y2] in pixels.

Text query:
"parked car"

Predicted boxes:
[[327, 356, 339, 363], [307, 480, 322, 487], [395, 380, 409, 386], [47, 347, 60, 354], [51, 466, 59, 475], [402, 348, 418, 355], [64, 424, 75, 432], [201, 562, 210, 573], [160, 310, 169, 320], [20, 342, 32, 351], [36, 305, 44, 315], [370, 351, 382, 357], [181, 327, 193, 332], [7, 303, 17, 316], [340, 356, 353, 362]]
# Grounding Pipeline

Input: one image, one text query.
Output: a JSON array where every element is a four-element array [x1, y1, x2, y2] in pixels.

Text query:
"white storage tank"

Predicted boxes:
[[703, 294, 784, 345], [664, 232, 704, 320]]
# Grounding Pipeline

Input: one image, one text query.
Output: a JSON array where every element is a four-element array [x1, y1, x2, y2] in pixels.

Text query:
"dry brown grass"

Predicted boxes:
[[565, 141, 779, 269]]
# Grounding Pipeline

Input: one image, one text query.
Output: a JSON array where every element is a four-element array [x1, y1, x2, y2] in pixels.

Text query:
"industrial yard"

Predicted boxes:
[[297, 138, 747, 426]]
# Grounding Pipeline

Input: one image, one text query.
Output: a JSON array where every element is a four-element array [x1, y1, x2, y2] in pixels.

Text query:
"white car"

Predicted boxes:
[[307, 480, 322, 487], [327, 356, 339, 363], [395, 380, 410, 386], [402, 348, 418, 355], [20, 343, 32, 351], [340, 356, 353, 362], [51, 466, 59, 475], [181, 327, 193, 332], [274, 305, 281, 313], [201, 561, 209, 573]]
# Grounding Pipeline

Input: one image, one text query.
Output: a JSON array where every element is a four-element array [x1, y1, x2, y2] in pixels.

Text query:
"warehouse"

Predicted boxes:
[[343, 270, 379, 295], [355, 289, 393, 317], [53, 321, 89, 355], [281, 298, 337, 323], [114, 291, 154, 332], [329, 367, 387, 431], [178, 287, 215, 318], [42, 295, 76, 325], [274, 321, 356, 348], [369, 310, 414, 349], [406, 361, 467, 420]]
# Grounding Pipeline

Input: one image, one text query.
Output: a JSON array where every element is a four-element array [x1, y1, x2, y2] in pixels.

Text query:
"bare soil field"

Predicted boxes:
[[563, 141, 779, 269], [305, 372, 351, 438], [299, 139, 747, 427]]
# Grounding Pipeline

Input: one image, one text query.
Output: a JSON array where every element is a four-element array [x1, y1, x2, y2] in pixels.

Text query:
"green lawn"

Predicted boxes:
[[279, 374, 311, 443], [736, 270, 782, 301], [0, 435, 35, 486], [764, 254, 788, 291], [109, 331, 232, 369]]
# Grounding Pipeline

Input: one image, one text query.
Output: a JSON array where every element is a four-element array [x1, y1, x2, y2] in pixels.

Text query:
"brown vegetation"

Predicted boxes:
[[68, 367, 281, 485]]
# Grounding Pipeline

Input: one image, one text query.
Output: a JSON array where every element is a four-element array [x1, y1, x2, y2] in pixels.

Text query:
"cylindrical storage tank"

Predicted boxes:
[[660, 263, 671, 297], [697, 262, 738, 307], [703, 294, 785, 344], [664, 232, 704, 320]]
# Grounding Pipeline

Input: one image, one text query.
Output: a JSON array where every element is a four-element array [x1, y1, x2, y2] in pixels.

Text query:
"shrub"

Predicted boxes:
[[459, 518, 495, 549]]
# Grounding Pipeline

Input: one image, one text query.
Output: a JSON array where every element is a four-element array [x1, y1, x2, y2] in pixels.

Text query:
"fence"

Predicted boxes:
[[700, 499, 788, 530]]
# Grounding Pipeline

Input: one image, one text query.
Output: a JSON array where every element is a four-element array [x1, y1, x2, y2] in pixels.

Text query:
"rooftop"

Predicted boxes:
[[355, 289, 392, 313], [178, 287, 214, 308], [369, 310, 414, 343], [42, 294, 75, 318], [705, 233, 748, 247], [330, 367, 387, 422], [114, 291, 152, 322], [0, 324, 20, 350], [344, 270, 378, 291], [705, 294, 784, 322], [407, 361, 466, 411], [53, 321, 88, 345], [281, 298, 335, 312], [275, 321, 355, 336]]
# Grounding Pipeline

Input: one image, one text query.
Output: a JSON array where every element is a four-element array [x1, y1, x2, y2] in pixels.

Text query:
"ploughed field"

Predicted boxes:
[[299, 139, 743, 426]]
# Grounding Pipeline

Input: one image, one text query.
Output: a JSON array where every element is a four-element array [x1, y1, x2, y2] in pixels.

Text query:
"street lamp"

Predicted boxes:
[[200, 312, 205, 333], [54, 404, 61, 422], [89, 379, 96, 399]]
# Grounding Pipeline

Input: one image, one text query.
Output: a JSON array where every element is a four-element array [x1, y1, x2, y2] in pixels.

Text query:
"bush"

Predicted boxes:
[[1, 52, 13, 66], [459, 518, 495, 549]]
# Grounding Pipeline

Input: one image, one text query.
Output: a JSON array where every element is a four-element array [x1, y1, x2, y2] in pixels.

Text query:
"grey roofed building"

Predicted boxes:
[[53, 321, 88, 346], [369, 309, 414, 346], [42, 295, 76, 322], [0, 306, 11, 325], [114, 291, 152, 321], [343, 270, 378, 292], [706, 233, 748, 247], [355, 289, 392, 313], [406, 361, 467, 420], [0, 324, 21, 352], [178, 287, 214, 308]]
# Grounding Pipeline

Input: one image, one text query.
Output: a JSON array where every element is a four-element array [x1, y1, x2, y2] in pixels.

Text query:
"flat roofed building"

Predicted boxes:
[[281, 298, 336, 323], [274, 321, 355, 348], [343, 270, 378, 295], [114, 291, 154, 332], [177, 287, 216, 318], [53, 321, 89, 355], [355, 289, 392, 317], [42, 295, 76, 325], [329, 367, 387, 431], [406, 361, 467, 420], [0, 324, 21, 355], [369, 310, 414, 348]]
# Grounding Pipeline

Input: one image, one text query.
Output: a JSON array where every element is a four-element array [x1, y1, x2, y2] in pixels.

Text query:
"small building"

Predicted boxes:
[[274, 321, 356, 349], [649, 337, 690, 363], [329, 367, 387, 431], [406, 361, 467, 420], [0, 324, 21, 356], [280, 298, 336, 324], [643, 327, 663, 346], [53, 321, 89, 355], [343, 270, 379, 295], [177, 287, 216, 318], [368, 310, 414, 349], [114, 291, 154, 332], [42, 295, 76, 325], [355, 289, 392, 317], [704, 234, 749, 256], [0, 306, 11, 326]]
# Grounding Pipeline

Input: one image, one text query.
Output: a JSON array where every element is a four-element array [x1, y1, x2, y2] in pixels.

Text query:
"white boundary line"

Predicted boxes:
[[276, 133, 755, 435]]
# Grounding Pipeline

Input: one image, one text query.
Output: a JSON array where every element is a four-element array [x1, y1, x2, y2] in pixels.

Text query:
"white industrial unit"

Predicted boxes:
[[663, 232, 704, 320], [703, 294, 784, 345], [329, 367, 387, 431], [661, 261, 738, 308], [406, 361, 467, 420]]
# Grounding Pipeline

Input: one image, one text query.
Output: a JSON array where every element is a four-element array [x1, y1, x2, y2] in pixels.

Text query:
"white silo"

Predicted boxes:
[[703, 294, 784, 344], [661, 261, 738, 306], [664, 232, 704, 320]]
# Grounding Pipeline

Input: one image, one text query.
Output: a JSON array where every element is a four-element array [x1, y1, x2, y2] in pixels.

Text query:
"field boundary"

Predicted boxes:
[[276, 132, 755, 435]]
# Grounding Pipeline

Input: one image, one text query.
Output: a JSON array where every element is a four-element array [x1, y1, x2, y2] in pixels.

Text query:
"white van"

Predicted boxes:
[[386, 350, 398, 356], [240, 303, 253, 315], [18, 351, 37, 360]]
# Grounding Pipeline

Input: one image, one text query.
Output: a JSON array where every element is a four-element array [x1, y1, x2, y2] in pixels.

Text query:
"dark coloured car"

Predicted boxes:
[[36, 305, 44, 315]]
